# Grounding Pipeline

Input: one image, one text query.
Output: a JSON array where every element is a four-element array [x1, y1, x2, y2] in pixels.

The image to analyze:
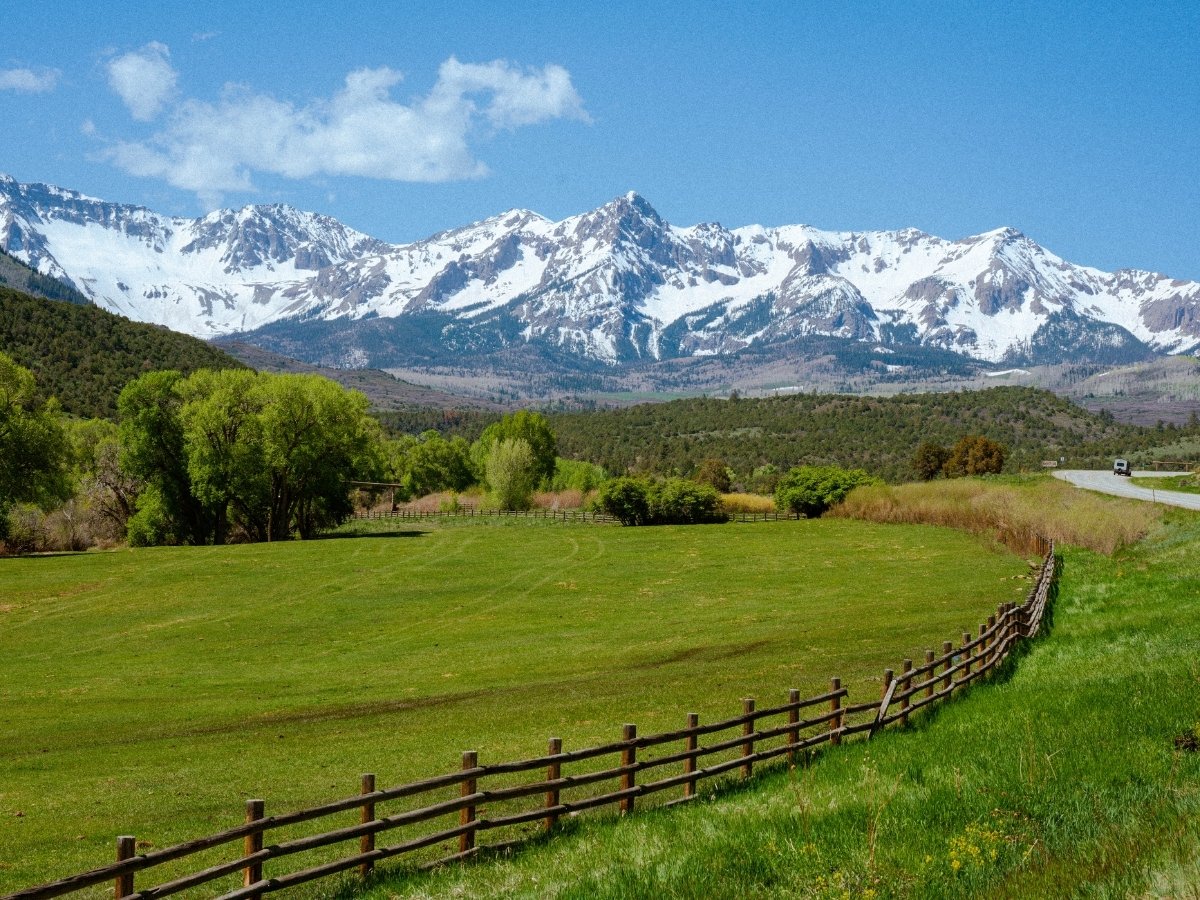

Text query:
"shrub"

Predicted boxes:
[[550, 458, 606, 493], [597, 476, 726, 525], [912, 441, 951, 481], [774, 465, 880, 518], [596, 477, 651, 525], [651, 479, 724, 524], [943, 435, 1007, 477], [692, 458, 732, 493]]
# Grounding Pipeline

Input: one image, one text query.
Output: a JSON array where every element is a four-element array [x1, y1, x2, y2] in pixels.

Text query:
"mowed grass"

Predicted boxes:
[[0, 519, 1033, 894], [356, 510, 1200, 899]]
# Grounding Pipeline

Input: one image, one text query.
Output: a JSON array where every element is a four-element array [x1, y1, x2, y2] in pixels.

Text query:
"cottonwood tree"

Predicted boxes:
[[473, 411, 557, 486], [118, 368, 380, 543], [0, 352, 70, 543], [485, 437, 537, 510]]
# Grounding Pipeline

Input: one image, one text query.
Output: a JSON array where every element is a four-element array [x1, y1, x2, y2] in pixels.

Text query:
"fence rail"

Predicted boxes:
[[4, 537, 1056, 900], [353, 507, 801, 524]]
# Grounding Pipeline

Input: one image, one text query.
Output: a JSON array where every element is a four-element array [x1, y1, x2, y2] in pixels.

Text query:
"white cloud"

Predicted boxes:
[[0, 67, 60, 93], [104, 53, 588, 202], [106, 42, 178, 121]]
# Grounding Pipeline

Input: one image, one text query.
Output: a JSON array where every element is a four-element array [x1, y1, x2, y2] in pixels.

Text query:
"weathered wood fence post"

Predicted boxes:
[[460, 751, 478, 855], [545, 738, 562, 831], [829, 678, 842, 746], [359, 774, 375, 878], [684, 713, 699, 798], [741, 698, 756, 778], [786, 690, 800, 765], [621, 724, 637, 813], [244, 799, 264, 899], [115, 835, 135, 899]]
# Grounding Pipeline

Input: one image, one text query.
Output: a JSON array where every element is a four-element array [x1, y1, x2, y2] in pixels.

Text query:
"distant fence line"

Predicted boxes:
[[5, 537, 1057, 900], [353, 507, 799, 525]]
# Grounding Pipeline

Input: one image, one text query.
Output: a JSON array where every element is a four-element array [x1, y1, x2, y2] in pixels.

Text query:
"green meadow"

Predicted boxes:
[[357, 510, 1200, 899], [0, 518, 1030, 894]]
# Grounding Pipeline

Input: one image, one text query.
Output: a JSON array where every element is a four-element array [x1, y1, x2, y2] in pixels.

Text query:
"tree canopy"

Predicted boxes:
[[0, 352, 70, 541]]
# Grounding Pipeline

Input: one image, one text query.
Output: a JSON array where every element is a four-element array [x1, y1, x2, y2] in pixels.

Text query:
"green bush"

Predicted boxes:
[[651, 478, 724, 524], [774, 465, 880, 518], [597, 476, 725, 526], [595, 477, 651, 525]]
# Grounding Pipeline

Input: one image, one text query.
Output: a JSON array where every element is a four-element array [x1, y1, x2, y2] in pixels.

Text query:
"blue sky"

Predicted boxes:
[[2, 1, 1197, 279]]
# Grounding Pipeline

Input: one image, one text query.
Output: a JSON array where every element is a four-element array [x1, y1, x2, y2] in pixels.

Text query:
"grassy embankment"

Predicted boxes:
[[1132, 474, 1200, 495], [0, 518, 1029, 895], [352, 486, 1200, 899]]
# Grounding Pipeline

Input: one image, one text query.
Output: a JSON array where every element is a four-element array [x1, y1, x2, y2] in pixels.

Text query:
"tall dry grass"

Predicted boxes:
[[720, 492, 777, 514], [831, 478, 1161, 555]]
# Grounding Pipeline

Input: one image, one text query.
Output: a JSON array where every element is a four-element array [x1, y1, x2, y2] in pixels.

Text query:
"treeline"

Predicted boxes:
[[0, 285, 245, 419], [546, 387, 1199, 483], [0, 351, 597, 552]]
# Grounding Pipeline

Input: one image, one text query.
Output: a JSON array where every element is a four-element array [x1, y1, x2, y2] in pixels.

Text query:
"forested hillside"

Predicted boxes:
[[547, 388, 1197, 481], [0, 286, 244, 419], [0, 247, 89, 305]]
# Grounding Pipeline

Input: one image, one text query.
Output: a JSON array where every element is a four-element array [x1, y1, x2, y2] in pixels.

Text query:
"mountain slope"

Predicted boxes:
[[3, 174, 1199, 369], [0, 284, 245, 419]]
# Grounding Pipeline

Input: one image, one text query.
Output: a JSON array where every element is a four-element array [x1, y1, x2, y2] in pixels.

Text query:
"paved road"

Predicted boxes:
[[1052, 469, 1200, 510]]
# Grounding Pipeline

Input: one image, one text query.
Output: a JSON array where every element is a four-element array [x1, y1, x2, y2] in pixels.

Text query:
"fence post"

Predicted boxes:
[[684, 713, 699, 798], [786, 690, 800, 766], [460, 751, 478, 855], [829, 678, 842, 746], [741, 698, 756, 778], [244, 799, 264, 897], [115, 835, 135, 899], [545, 738, 562, 831], [962, 633, 972, 680], [941, 641, 953, 691], [359, 774, 375, 878], [621, 724, 637, 814], [900, 659, 913, 726], [986, 615, 996, 665]]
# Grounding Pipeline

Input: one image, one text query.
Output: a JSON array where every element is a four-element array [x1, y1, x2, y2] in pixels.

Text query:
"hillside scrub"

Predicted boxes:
[[831, 476, 1159, 554]]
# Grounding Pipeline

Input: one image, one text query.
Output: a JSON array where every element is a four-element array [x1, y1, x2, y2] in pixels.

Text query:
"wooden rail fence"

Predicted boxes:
[[5, 537, 1057, 900], [353, 507, 801, 524]]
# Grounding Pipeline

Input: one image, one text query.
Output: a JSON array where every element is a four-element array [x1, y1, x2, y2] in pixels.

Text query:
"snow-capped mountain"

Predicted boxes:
[[3, 173, 1199, 367]]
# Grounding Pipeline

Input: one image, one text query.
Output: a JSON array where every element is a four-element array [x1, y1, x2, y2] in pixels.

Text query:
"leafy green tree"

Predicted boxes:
[[485, 437, 536, 510], [943, 435, 1007, 477], [693, 457, 732, 493], [256, 374, 381, 539], [911, 441, 951, 481], [596, 476, 724, 525], [595, 476, 651, 525], [118, 370, 212, 545], [119, 368, 381, 544], [774, 465, 879, 518], [404, 431, 475, 497], [474, 411, 557, 486], [0, 352, 70, 543], [650, 478, 724, 524], [550, 458, 606, 492], [177, 368, 268, 544]]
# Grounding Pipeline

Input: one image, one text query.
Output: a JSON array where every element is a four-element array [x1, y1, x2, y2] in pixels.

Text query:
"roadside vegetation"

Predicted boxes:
[[1132, 473, 1200, 495], [0, 518, 1028, 894], [347, 508, 1200, 899], [833, 475, 1160, 555]]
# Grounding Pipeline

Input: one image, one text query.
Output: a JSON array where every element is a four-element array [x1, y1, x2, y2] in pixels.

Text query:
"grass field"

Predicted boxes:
[[354, 509, 1200, 899], [0, 518, 1032, 895]]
